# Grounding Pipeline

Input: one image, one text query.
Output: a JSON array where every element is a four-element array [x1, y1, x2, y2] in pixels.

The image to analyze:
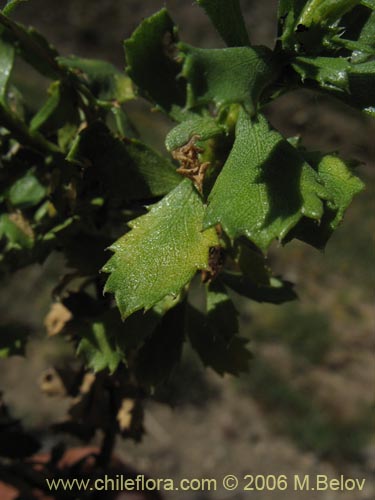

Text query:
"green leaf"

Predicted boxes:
[[103, 179, 219, 319], [353, 9, 375, 62], [298, 0, 361, 28], [362, 0, 375, 8], [76, 315, 124, 374], [0, 213, 33, 250], [165, 115, 226, 151], [2, 0, 29, 16], [206, 280, 239, 341], [8, 170, 46, 208], [67, 122, 180, 203], [287, 153, 364, 248], [0, 13, 60, 79], [292, 56, 375, 109], [124, 8, 186, 119], [0, 323, 31, 358], [29, 81, 79, 133], [196, 0, 250, 47], [0, 39, 14, 104], [204, 110, 327, 252], [134, 302, 186, 386], [277, 0, 310, 49], [180, 44, 278, 115], [227, 241, 298, 303], [57, 55, 134, 104], [314, 155, 364, 225], [222, 271, 297, 304], [186, 301, 251, 376]]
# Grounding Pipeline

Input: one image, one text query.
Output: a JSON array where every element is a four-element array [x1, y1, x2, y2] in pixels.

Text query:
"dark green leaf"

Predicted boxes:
[[0, 13, 60, 78], [67, 122, 180, 203], [0, 323, 31, 358], [124, 9, 186, 119], [180, 44, 278, 114], [134, 302, 186, 386], [353, 9, 375, 62], [292, 56, 375, 109], [103, 179, 219, 318], [8, 170, 46, 208], [204, 110, 327, 251], [277, 0, 310, 49], [206, 280, 239, 341], [57, 55, 134, 104], [29, 81, 79, 133], [196, 0, 250, 47], [186, 303, 251, 376], [222, 271, 297, 304]]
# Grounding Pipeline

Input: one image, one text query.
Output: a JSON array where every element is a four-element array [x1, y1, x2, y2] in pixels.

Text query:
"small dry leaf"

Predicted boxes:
[[172, 135, 210, 193], [39, 368, 67, 397], [78, 372, 96, 396], [44, 303, 73, 336], [117, 398, 135, 432]]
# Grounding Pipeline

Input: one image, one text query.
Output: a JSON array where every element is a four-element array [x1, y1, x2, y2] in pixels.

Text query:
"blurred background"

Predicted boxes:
[[0, 1, 374, 499]]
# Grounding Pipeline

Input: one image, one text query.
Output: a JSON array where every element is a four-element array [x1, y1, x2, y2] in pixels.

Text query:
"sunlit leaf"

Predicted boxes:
[[286, 153, 365, 248], [204, 110, 327, 251], [103, 179, 219, 318]]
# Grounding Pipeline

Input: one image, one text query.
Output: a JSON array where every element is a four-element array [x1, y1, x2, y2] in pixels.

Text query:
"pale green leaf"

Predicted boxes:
[[0, 213, 34, 250], [104, 179, 219, 318], [196, 0, 250, 47], [298, 0, 361, 28], [8, 170, 46, 208], [77, 318, 124, 374], [315, 155, 365, 225], [362, 0, 375, 9], [165, 115, 226, 151], [287, 153, 365, 247], [204, 110, 327, 251], [0, 39, 14, 104]]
